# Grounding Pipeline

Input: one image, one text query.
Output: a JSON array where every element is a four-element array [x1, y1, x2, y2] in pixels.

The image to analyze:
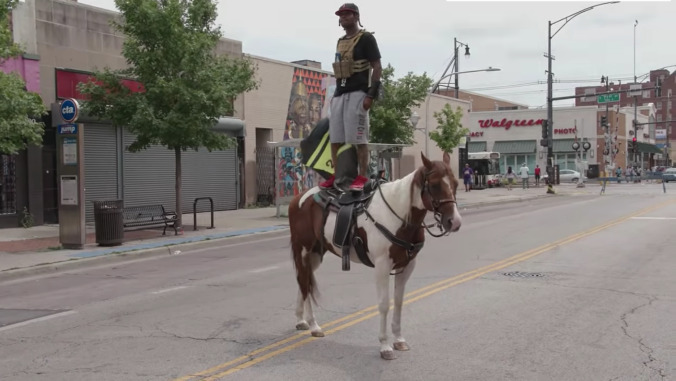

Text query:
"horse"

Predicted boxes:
[[288, 151, 462, 360]]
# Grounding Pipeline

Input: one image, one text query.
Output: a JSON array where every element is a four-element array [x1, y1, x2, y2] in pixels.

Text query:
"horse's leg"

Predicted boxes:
[[294, 246, 310, 331], [295, 288, 309, 331], [392, 258, 416, 351], [375, 258, 395, 360], [305, 251, 324, 337]]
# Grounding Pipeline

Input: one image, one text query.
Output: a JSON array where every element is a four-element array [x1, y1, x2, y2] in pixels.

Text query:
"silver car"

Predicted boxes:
[[543, 169, 583, 183], [663, 168, 676, 183]]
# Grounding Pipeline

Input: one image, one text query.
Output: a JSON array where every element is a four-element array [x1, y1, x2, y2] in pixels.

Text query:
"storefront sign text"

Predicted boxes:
[[554, 128, 577, 134], [469, 131, 484, 137], [478, 118, 543, 130]]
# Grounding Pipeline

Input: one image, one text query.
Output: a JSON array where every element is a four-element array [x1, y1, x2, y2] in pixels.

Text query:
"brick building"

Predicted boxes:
[[575, 69, 675, 166]]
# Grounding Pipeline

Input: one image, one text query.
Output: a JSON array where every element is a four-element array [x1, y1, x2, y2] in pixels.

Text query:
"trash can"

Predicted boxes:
[[92, 200, 124, 246]]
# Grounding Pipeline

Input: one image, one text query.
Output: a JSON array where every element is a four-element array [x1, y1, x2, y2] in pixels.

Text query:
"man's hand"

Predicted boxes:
[[362, 96, 373, 111]]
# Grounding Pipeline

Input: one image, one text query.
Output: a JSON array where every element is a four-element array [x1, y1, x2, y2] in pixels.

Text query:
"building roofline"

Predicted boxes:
[[244, 54, 334, 75], [459, 89, 530, 108], [466, 105, 600, 114]]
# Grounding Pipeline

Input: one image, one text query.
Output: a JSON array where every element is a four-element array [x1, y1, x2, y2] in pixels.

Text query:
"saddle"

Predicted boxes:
[[313, 174, 385, 271]]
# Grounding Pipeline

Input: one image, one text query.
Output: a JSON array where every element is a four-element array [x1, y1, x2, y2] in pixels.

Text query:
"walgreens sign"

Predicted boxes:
[[478, 118, 544, 130], [477, 118, 575, 134]]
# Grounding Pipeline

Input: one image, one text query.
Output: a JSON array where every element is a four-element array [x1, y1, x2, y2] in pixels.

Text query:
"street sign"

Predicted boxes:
[[628, 84, 642, 97], [597, 93, 620, 103], [60, 98, 80, 123]]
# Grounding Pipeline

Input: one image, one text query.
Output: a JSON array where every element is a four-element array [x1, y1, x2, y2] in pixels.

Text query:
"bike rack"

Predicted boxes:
[[193, 197, 215, 231]]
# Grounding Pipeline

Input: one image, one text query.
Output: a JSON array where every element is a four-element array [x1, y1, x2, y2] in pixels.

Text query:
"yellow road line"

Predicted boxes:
[[176, 199, 674, 381]]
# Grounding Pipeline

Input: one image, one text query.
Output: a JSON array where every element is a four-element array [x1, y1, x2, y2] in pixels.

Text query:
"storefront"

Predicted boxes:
[[467, 106, 599, 175]]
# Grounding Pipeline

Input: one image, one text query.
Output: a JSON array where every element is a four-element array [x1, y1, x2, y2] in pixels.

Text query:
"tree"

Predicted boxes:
[[369, 64, 433, 145], [429, 104, 469, 153], [78, 0, 258, 228], [0, 0, 47, 155]]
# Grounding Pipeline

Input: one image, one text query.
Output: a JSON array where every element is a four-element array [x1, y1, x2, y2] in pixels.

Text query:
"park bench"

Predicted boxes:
[[123, 204, 178, 236]]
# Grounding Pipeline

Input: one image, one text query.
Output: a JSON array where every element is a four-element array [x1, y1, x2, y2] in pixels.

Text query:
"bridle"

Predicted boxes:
[[420, 169, 457, 237]]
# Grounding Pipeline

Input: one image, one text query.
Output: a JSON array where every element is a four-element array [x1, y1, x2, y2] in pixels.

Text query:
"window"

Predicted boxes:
[[643, 90, 651, 99], [657, 115, 663, 122], [0, 155, 17, 215], [657, 102, 662, 110], [502, 154, 536, 175]]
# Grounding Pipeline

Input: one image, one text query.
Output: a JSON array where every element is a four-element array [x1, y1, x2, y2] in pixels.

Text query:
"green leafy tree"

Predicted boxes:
[[370, 64, 433, 145], [0, 0, 47, 155], [78, 0, 258, 228], [429, 104, 469, 153]]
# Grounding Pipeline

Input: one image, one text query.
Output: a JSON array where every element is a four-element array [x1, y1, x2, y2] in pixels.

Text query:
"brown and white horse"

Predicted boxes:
[[288, 152, 462, 360]]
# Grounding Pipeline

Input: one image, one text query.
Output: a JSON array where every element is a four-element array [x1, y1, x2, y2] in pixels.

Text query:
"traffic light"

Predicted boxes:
[[629, 136, 637, 154], [600, 116, 608, 128], [540, 120, 549, 147]]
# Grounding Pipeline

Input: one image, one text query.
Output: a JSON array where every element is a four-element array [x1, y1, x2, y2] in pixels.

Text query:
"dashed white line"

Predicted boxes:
[[151, 286, 189, 294], [631, 217, 676, 220], [0, 310, 77, 333], [249, 266, 279, 274]]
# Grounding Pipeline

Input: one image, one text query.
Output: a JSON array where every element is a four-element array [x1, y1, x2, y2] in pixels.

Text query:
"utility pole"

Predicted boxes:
[[546, 20, 555, 189]]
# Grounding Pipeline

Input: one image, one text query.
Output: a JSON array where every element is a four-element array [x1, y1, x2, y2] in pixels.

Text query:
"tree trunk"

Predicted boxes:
[[175, 147, 182, 229]]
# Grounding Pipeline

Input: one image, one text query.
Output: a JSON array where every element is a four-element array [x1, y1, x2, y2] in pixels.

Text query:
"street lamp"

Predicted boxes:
[[545, 1, 620, 190], [454, 38, 471, 98], [424, 67, 501, 157], [409, 111, 426, 157]]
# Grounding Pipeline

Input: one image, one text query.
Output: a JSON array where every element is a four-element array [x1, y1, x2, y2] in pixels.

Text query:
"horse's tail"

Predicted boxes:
[[291, 240, 319, 306]]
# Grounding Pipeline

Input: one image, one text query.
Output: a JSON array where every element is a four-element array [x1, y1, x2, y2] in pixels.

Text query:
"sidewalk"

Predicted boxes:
[[0, 184, 582, 280]]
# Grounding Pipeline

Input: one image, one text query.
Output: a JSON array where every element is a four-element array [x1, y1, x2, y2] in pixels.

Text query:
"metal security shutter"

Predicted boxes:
[[123, 129, 175, 212], [181, 147, 238, 214], [84, 124, 119, 223], [122, 130, 238, 216]]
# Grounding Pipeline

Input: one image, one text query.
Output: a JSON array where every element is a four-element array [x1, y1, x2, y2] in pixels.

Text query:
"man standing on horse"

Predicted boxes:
[[319, 3, 382, 191]]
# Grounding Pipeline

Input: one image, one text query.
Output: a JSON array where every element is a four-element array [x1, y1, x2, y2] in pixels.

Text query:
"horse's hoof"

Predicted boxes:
[[296, 322, 310, 330], [311, 331, 325, 337], [380, 350, 396, 360], [393, 341, 410, 351]]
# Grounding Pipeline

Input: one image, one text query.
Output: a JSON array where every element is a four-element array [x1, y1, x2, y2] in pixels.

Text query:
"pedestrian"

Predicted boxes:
[[534, 165, 541, 187], [519, 163, 530, 189], [505, 166, 516, 190], [319, 3, 382, 191], [615, 166, 622, 183], [462, 163, 474, 192]]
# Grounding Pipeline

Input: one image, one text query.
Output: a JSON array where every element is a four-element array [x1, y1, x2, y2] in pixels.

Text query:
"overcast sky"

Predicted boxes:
[[79, 0, 676, 108]]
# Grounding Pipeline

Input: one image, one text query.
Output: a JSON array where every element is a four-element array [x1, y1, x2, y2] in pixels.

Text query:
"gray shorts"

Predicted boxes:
[[329, 90, 369, 145]]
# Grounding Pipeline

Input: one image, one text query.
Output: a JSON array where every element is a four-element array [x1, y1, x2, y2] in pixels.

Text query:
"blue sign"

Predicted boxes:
[[58, 124, 78, 134], [60, 98, 79, 123]]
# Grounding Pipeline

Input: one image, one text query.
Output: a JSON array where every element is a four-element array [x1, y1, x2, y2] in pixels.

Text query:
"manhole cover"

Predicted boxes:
[[0, 309, 69, 328], [502, 271, 545, 278]]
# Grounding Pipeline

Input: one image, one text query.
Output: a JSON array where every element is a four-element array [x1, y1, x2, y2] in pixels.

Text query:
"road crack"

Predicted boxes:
[[620, 296, 668, 380], [153, 324, 263, 345]]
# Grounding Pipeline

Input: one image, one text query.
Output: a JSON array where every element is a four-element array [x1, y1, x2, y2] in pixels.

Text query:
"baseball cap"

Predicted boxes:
[[335, 3, 359, 15]]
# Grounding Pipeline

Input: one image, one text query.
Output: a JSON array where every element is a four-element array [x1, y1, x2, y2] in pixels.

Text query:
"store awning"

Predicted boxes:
[[468, 141, 487, 152], [214, 117, 245, 137], [637, 142, 663, 154], [553, 139, 576, 153], [492, 140, 536, 154]]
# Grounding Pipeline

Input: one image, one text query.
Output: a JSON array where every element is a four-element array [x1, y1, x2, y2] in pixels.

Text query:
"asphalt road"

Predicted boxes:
[[0, 185, 674, 381]]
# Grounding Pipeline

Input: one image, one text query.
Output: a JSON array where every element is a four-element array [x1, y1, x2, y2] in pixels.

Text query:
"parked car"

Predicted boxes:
[[662, 168, 676, 183], [542, 169, 584, 183]]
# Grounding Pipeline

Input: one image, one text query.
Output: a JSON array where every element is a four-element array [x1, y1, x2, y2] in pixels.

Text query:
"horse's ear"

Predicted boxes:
[[421, 151, 432, 170], [443, 151, 451, 166]]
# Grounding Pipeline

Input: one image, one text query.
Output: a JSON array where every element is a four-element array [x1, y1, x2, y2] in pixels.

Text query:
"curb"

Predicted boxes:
[[0, 226, 290, 282], [0, 193, 566, 282]]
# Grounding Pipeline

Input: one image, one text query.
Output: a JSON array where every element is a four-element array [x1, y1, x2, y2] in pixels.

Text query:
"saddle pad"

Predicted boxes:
[[333, 203, 355, 248]]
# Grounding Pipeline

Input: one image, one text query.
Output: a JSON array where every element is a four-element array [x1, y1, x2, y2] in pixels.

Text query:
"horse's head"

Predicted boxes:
[[419, 151, 462, 233]]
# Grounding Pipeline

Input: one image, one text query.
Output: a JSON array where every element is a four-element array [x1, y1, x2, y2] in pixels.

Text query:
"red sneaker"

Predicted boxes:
[[319, 175, 335, 189], [349, 175, 368, 190]]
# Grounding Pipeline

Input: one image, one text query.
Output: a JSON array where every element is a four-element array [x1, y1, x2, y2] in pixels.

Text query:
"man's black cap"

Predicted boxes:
[[335, 3, 359, 15]]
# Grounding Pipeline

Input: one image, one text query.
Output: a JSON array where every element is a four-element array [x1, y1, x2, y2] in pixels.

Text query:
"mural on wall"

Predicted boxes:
[[277, 68, 333, 199]]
